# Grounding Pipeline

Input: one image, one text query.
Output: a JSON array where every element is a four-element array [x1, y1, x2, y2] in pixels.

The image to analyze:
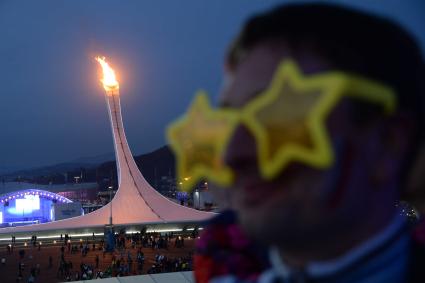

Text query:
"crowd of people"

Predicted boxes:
[[0, 231, 196, 282], [146, 253, 192, 274], [62, 232, 194, 281]]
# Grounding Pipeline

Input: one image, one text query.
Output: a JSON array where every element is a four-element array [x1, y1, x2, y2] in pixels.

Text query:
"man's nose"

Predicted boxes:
[[224, 125, 258, 171]]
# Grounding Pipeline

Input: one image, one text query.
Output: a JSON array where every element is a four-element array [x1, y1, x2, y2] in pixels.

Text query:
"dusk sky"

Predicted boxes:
[[0, 0, 424, 170]]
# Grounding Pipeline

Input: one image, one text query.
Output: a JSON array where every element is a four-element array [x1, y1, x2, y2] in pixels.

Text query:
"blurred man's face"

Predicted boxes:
[[219, 43, 397, 250]]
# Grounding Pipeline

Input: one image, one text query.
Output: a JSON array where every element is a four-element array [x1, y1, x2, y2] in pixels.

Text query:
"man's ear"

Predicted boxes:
[[382, 114, 416, 158], [369, 114, 414, 189], [405, 144, 425, 213]]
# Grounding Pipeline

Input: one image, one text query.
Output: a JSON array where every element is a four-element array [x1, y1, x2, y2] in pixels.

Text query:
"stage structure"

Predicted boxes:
[[0, 189, 76, 227], [0, 57, 213, 235]]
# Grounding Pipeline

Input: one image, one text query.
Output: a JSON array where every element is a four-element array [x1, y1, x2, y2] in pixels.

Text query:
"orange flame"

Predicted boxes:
[[95, 56, 119, 92]]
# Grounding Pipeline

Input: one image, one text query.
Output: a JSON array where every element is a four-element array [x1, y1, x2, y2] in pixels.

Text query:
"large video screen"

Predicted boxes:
[[15, 195, 40, 212]]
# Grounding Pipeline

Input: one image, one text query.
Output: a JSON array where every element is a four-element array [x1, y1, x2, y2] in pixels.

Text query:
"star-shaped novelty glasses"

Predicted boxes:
[[167, 60, 396, 192]]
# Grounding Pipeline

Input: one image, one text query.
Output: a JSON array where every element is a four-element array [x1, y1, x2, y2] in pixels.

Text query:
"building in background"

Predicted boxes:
[[0, 182, 100, 216], [0, 182, 98, 202], [192, 182, 215, 211], [0, 189, 81, 227], [51, 202, 84, 221]]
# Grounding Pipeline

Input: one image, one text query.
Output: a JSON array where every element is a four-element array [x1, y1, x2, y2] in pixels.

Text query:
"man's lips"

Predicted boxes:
[[232, 163, 304, 208], [234, 175, 289, 207]]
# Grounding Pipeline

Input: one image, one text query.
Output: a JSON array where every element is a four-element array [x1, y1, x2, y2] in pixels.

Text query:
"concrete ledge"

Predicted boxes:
[[66, 271, 194, 283]]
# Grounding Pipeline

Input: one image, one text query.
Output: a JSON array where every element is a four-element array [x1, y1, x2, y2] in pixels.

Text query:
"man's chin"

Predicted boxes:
[[238, 213, 267, 243], [236, 203, 317, 248], [237, 205, 284, 244]]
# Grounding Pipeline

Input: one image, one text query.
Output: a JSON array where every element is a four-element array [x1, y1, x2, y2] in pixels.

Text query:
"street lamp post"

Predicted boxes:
[[108, 186, 113, 225], [194, 189, 201, 210]]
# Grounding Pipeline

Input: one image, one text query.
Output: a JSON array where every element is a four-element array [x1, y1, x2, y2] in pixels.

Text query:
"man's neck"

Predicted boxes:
[[277, 208, 399, 266], [273, 210, 407, 277]]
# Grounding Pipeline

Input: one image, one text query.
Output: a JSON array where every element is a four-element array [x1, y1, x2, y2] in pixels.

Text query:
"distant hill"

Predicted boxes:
[[96, 146, 175, 190], [1, 152, 114, 180], [1, 162, 94, 180], [1, 146, 176, 190], [0, 165, 23, 175], [66, 152, 115, 166]]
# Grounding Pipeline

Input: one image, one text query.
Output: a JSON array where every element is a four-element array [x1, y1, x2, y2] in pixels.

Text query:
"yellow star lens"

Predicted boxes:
[[166, 91, 239, 191], [242, 60, 396, 180]]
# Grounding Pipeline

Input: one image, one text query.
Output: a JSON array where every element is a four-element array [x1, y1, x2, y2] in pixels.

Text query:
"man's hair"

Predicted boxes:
[[227, 3, 425, 192]]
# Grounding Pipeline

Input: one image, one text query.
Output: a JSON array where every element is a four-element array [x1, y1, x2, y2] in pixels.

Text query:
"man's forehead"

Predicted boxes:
[[219, 45, 283, 108], [219, 43, 332, 108]]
